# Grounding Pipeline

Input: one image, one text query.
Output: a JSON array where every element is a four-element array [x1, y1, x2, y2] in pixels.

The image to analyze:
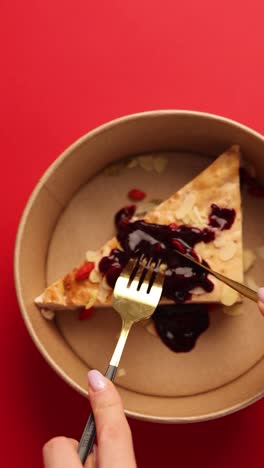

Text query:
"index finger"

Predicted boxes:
[[88, 370, 137, 468]]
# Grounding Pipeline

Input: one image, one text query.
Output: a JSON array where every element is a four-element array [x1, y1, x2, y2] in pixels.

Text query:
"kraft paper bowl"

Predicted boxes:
[[14, 111, 264, 422]]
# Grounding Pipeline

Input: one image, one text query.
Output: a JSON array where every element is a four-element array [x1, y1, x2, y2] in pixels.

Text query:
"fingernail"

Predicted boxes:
[[258, 287, 264, 303], [88, 370, 106, 392]]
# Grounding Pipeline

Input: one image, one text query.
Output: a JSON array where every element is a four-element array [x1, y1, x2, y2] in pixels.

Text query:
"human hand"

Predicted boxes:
[[43, 370, 137, 468], [258, 287, 264, 315]]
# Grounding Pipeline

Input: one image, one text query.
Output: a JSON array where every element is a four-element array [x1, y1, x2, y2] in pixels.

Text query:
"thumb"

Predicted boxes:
[[88, 370, 137, 468], [43, 437, 95, 468]]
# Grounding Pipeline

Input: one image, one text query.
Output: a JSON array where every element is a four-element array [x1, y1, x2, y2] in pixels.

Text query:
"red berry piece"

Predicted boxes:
[[78, 307, 95, 320], [169, 223, 179, 229], [171, 239, 186, 253], [189, 248, 200, 262], [106, 266, 122, 289], [128, 189, 146, 201], [75, 262, 95, 281], [152, 242, 162, 253]]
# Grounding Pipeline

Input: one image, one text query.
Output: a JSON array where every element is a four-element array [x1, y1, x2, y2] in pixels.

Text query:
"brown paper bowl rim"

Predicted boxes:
[[14, 109, 264, 423]]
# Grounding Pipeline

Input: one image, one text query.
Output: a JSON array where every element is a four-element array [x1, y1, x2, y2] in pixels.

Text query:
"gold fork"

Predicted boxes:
[[78, 256, 164, 463]]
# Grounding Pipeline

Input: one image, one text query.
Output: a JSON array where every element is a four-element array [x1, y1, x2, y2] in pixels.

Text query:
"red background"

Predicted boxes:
[[1, 1, 264, 466]]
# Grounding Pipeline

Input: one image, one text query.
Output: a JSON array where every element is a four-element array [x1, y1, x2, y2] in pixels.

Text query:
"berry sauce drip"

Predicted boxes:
[[152, 304, 209, 352], [208, 204, 236, 230]]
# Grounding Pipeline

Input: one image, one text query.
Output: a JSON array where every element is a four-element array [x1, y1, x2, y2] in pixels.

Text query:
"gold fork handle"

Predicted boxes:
[[110, 318, 133, 367], [78, 318, 133, 464], [208, 269, 258, 302]]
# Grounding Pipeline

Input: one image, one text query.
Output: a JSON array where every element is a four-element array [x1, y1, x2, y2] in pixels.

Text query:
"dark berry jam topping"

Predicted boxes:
[[153, 304, 209, 352], [99, 219, 215, 303], [98, 202, 236, 352], [99, 249, 127, 289], [114, 205, 136, 228], [208, 204, 236, 230], [99, 202, 236, 304]]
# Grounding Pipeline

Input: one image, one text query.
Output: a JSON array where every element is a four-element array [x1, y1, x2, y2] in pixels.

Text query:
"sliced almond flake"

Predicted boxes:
[[99, 245, 111, 258], [94, 259, 102, 271], [136, 202, 157, 217], [246, 276, 259, 292], [135, 210, 149, 217], [35, 294, 44, 305], [137, 155, 154, 172], [223, 304, 243, 316], [230, 230, 241, 242], [108, 237, 119, 249], [153, 157, 168, 173], [85, 250, 99, 262], [46, 282, 65, 304], [146, 211, 160, 223], [214, 230, 240, 249], [97, 277, 112, 303], [89, 269, 102, 284], [190, 205, 204, 225], [126, 158, 138, 169], [182, 215, 191, 225], [194, 243, 205, 258], [190, 287, 205, 295], [218, 242, 237, 261], [175, 192, 196, 220], [213, 234, 226, 248], [165, 214, 178, 224], [117, 368, 126, 377], [145, 320, 158, 337], [103, 163, 124, 176], [256, 245, 264, 260], [41, 308, 55, 320], [220, 284, 239, 306], [243, 249, 256, 273], [101, 276, 112, 291], [85, 290, 98, 309], [97, 286, 110, 303]]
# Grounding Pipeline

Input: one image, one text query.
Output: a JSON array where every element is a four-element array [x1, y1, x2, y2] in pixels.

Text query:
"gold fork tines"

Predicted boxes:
[[78, 256, 164, 463], [110, 257, 163, 367]]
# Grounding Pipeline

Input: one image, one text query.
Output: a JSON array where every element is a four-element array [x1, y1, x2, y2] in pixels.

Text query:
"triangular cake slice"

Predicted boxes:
[[35, 145, 243, 314]]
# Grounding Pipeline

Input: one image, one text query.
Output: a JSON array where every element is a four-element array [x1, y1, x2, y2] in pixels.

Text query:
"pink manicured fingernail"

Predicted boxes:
[[88, 370, 106, 391], [258, 288, 264, 303]]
